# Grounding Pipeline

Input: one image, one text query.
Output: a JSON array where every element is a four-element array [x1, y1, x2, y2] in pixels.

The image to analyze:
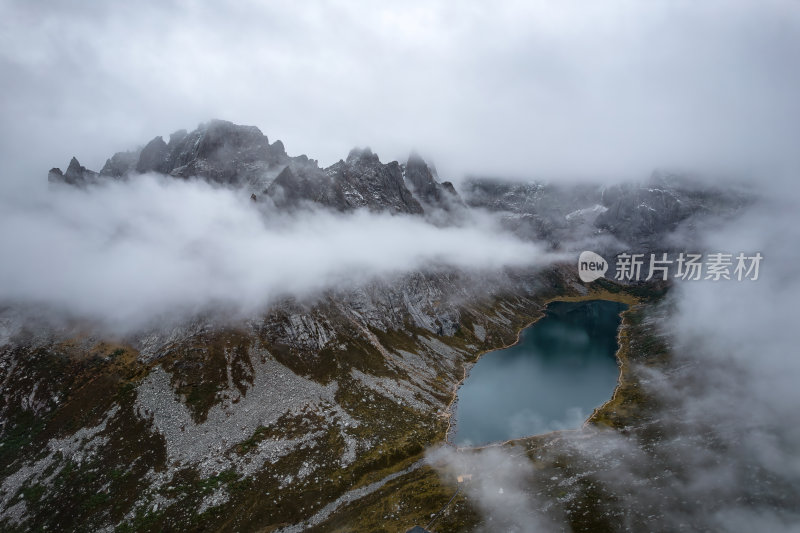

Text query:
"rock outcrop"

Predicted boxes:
[[403, 152, 463, 211], [99, 150, 139, 177], [326, 148, 423, 214], [266, 148, 427, 214], [48, 157, 99, 186]]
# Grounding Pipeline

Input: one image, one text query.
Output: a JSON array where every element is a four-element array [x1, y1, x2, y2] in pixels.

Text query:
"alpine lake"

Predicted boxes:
[[453, 300, 628, 446]]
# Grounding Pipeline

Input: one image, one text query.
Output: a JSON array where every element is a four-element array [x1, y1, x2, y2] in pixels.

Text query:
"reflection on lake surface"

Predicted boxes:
[[453, 300, 627, 446]]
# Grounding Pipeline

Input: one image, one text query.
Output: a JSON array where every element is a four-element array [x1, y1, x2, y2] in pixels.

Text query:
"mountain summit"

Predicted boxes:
[[48, 119, 462, 215]]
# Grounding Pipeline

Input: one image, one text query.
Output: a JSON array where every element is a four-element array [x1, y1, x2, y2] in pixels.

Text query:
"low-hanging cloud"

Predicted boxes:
[[0, 175, 549, 332], [429, 445, 563, 532], [433, 181, 800, 531]]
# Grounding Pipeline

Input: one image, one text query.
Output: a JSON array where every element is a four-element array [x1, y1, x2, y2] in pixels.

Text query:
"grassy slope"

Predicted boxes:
[[310, 281, 670, 532], [0, 273, 669, 532]]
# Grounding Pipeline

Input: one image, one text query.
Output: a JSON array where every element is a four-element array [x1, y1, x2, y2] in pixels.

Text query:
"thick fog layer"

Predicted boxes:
[[0, 175, 548, 331]]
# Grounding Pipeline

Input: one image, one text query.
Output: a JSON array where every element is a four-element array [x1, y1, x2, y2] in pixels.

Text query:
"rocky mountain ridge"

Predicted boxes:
[[48, 119, 461, 215], [461, 172, 751, 250], [48, 119, 750, 253]]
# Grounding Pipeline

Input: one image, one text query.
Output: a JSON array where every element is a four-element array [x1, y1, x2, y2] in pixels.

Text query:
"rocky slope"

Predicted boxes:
[[462, 173, 750, 251], [0, 263, 586, 531]]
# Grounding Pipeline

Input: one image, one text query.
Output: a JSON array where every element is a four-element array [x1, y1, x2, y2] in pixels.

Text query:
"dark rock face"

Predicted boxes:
[[47, 167, 63, 183], [48, 157, 99, 186], [65, 157, 98, 184], [165, 120, 289, 186], [267, 148, 425, 214], [266, 165, 341, 209], [327, 148, 423, 214], [404, 152, 441, 204], [136, 136, 170, 173], [440, 181, 459, 197], [100, 150, 140, 177], [403, 153, 463, 211], [46, 119, 469, 216], [462, 173, 749, 250], [95, 120, 296, 190]]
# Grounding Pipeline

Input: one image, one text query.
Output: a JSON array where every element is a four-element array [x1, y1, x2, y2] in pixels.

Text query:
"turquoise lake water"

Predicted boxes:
[[453, 300, 627, 446]]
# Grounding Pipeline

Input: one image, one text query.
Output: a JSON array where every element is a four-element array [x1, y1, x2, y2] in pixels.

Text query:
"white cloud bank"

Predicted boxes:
[[0, 175, 548, 331]]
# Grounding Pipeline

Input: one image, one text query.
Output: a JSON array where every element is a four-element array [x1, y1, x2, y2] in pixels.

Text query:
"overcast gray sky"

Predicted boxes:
[[1, 0, 799, 187]]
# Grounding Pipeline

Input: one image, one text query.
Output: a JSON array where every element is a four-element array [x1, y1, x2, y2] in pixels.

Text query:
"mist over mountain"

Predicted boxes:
[[16, 118, 751, 335], [2, 2, 800, 532]]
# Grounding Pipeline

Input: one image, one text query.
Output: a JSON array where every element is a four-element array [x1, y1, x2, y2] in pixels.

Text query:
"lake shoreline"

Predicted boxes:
[[446, 288, 640, 450]]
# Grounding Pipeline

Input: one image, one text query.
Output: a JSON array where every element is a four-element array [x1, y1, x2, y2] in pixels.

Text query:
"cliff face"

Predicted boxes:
[[404, 152, 463, 211], [326, 148, 424, 214], [461, 174, 750, 251], [266, 148, 426, 214]]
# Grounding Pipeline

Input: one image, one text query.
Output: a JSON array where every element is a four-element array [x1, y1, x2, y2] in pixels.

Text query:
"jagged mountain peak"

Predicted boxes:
[[49, 156, 98, 186], [136, 136, 169, 173], [66, 156, 82, 173], [48, 120, 466, 216], [345, 146, 379, 164], [79, 119, 293, 189], [403, 152, 464, 212], [406, 150, 426, 166]]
